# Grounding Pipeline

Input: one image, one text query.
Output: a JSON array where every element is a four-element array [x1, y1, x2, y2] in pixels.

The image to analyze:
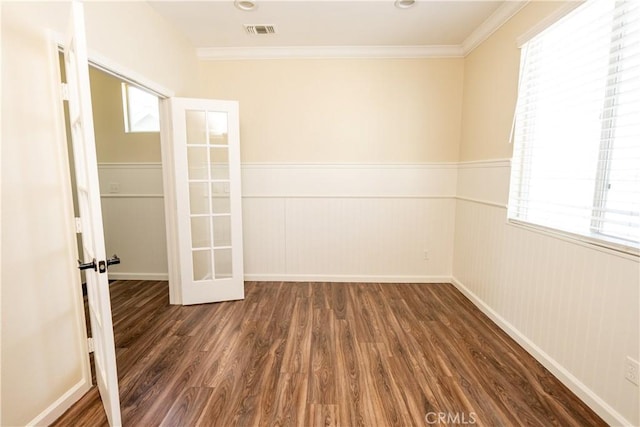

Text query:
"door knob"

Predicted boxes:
[[106, 254, 120, 267], [78, 255, 119, 273], [78, 258, 97, 271]]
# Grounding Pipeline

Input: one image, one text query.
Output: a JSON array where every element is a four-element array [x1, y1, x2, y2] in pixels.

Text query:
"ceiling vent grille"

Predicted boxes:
[[244, 25, 276, 35]]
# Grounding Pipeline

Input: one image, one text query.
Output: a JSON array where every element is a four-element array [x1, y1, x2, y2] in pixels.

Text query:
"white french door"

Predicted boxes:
[[64, 2, 121, 426], [167, 98, 245, 305]]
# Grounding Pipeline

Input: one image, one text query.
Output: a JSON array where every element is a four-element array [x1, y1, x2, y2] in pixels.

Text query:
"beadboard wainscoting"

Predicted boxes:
[[241, 163, 457, 282], [453, 160, 640, 426], [98, 163, 169, 280], [98, 162, 457, 283]]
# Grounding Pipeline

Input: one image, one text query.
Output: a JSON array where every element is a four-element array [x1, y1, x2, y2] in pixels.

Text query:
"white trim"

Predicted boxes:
[[99, 162, 459, 170], [241, 162, 459, 169], [87, 52, 173, 99], [507, 219, 640, 261], [450, 277, 632, 427], [98, 162, 162, 169], [197, 45, 464, 60], [26, 379, 91, 426], [193, 2, 531, 61], [245, 274, 452, 283], [52, 32, 173, 99], [455, 167, 639, 261], [243, 194, 456, 200], [108, 272, 169, 281], [457, 158, 511, 169], [159, 99, 182, 305], [516, 1, 585, 48], [462, 1, 530, 56], [456, 196, 507, 210], [101, 193, 164, 199]]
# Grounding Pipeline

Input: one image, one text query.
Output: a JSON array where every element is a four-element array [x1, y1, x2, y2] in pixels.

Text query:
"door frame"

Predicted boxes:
[[80, 58, 183, 304], [54, 41, 181, 294]]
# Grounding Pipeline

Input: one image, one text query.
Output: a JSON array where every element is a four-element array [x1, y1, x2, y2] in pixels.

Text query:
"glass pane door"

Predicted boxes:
[[168, 97, 244, 305], [185, 110, 233, 281]]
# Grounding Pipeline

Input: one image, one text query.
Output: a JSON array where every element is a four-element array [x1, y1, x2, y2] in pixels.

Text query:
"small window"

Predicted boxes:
[[508, 0, 639, 253], [121, 82, 160, 132]]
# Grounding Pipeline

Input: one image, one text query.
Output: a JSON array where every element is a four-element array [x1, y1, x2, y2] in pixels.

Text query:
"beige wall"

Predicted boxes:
[[0, 1, 198, 424], [200, 58, 463, 163], [455, 2, 639, 425], [90, 67, 161, 163], [1, 11, 89, 425], [83, 2, 199, 98], [459, 1, 567, 162]]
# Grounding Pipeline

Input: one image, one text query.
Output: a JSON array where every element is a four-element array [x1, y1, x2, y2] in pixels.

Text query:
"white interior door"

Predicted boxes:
[[169, 98, 245, 305], [64, 3, 122, 426]]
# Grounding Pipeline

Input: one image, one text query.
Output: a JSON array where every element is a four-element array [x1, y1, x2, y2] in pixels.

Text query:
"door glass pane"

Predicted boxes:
[[213, 215, 232, 247], [214, 248, 232, 279], [211, 192, 231, 214], [211, 182, 229, 195], [210, 147, 229, 180], [192, 250, 212, 281], [186, 110, 206, 145], [207, 111, 228, 145], [189, 182, 209, 215], [187, 147, 208, 180], [190, 216, 211, 248]]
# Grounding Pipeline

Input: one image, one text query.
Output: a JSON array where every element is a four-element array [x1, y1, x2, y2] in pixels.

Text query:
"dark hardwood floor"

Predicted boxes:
[[52, 281, 606, 426]]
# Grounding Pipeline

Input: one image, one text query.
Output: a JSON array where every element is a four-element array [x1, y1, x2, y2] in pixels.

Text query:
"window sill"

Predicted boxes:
[[506, 219, 640, 261]]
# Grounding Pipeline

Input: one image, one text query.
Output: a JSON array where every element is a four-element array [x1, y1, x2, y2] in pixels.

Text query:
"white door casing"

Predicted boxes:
[[64, 2, 122, 426], [167, 98, 245, 305]]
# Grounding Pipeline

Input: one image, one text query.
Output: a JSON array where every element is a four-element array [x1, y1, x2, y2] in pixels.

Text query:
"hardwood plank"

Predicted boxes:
[[269, 372, 308, 427], [159, 387, 213, 427], [307, 308, 337, 405], [306, 404, 339, 427], [280, 295, 312, 374], [331, 283, 347, 320], [334, 318, 371, 427], [52, 280, 607, 427]]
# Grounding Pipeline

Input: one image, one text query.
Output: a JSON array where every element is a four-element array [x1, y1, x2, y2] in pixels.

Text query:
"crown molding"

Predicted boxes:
[[462, 0, 530, 56], [197, 45, 464, 60], [516, 1, 583, 48], [197, 1, 530, 61]]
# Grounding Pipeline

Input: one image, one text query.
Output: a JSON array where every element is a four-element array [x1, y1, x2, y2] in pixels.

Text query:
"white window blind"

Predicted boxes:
[[509, 0, 640, 254]]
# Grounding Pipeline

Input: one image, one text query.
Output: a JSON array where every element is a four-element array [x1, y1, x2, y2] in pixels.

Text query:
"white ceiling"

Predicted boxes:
[[148, 1, 526, 58]]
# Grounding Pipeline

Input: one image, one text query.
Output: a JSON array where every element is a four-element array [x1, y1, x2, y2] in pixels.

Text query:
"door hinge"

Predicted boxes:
[[61, 83, 69, 101], [60, 83, 69, 101], [87, 337, 95, 353], [75, 217, 82, 233]]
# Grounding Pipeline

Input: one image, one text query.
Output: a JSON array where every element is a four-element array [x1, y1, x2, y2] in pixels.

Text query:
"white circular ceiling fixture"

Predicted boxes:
[[394, 0, 416, 9], [234, 0, 257, 11]]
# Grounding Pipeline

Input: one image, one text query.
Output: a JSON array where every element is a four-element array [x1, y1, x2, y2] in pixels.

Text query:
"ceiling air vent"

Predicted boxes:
[[244, 24, 276, 35]]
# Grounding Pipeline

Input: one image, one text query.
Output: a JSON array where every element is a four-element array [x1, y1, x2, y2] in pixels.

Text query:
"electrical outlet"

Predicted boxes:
[[423, 250, 429, 261], [625, 357, 639, 386], [108, 182, 120, 193]]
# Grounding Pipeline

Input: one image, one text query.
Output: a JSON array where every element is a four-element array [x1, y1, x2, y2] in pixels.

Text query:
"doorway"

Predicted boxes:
[[60, 54, 170, 286]]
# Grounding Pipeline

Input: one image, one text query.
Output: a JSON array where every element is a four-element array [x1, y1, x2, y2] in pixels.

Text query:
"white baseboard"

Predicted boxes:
[[27, 378, 91, 426], [450, 277, 630, 427], [108, 272, 168, 281], [244, 274, 452, 283]]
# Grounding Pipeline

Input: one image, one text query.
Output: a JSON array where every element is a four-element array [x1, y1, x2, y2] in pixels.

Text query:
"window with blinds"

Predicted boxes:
[[121, 82, 160, 133], [508, 0, 640, 254]]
